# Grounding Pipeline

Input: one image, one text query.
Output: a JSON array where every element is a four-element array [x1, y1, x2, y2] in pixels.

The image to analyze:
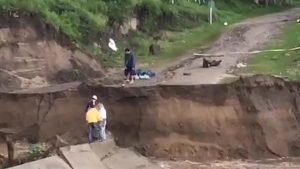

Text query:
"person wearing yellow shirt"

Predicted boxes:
[[86, 101, 101, 143]]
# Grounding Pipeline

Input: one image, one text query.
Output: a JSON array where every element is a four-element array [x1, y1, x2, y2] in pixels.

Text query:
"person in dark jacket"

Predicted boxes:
[[85, 95, 98, 113], [124, 48, 135, 84]]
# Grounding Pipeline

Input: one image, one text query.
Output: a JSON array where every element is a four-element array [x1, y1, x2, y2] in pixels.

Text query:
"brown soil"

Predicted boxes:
[[0, 12, 104, 91], [1, 75, 300, 163], [2, 8, 300, 169], [97, 75, 300, 161]]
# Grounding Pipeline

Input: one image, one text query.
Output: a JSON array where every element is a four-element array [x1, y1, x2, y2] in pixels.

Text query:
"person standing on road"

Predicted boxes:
[[85, 95, 97, 113], [86, 101, 101, 143], [124, 48, 135, 84], [99, 103, 107, 140]]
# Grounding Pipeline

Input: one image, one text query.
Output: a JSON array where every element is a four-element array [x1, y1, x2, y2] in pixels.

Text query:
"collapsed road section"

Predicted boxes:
[[7, 137, 161, 169], [1, 75, 300, 167]]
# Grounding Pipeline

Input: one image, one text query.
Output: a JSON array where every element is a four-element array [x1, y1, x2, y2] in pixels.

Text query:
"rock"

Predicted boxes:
[[149, 44, 161, 55], [120, 18, 138, 34]]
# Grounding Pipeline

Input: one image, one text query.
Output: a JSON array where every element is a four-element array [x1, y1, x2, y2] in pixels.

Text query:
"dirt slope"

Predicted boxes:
[[1, 75, 300, 162], [0, 12, 104, 91], [152, 7, 300, 85], [96, 75, 300, 161]]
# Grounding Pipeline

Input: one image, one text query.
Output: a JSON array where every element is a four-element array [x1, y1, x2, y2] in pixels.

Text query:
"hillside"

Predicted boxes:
[[0, 0, 296, 66], [0, 11, 105, 91], [2, 2, 300, 168], [0, 0, 298, 91]]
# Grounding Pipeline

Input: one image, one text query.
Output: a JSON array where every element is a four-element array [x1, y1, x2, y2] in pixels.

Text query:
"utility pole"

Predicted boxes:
[[208, 0, 215, 24]]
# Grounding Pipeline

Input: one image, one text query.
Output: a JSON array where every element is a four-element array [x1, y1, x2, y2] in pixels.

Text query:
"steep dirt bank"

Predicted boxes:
[[0, 12, 104, 91], [94, 75, 300, 161], [1, 75, 300, 162]]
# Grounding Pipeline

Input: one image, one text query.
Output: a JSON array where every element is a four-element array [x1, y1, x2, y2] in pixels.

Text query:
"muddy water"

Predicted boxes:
[[159, 158, 300, 169]]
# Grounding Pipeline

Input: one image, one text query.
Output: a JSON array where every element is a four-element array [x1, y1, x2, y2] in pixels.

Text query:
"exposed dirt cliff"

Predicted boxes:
[[0, 12, 104, 91], [93, 75, 300, 161], [1, 75, 300, 162]]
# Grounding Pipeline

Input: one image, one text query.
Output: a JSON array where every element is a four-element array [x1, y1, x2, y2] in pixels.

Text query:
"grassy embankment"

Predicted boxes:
[[0, 0, 297, 67], [117, 1, 295, 66], [239, 21, 300, 81], [154, 6, 291, 65]]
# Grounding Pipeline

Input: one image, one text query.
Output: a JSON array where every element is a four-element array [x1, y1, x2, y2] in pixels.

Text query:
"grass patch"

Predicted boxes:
[[0, 0, 107, 43], [133, 24, 223, 66], [133, 5, 294, 67], [240, 22, 300, 81], [0, 0, 298, 67]]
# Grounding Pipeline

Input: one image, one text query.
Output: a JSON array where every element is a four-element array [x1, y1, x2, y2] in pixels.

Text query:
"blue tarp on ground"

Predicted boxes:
[[135, 68, 155, 80]]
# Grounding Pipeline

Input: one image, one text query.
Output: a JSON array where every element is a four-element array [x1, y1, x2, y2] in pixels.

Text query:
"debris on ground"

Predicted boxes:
[[226, 69, 234, 74], [154, 8, 300, 85], [0, 140, 52, 168], [236, 62, 247, 68], [183, 73, 191, 76], [203, 58, 222, 68], [135, 68, 156, 80]]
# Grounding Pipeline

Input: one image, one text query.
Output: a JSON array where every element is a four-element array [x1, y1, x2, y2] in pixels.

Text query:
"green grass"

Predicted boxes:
[[240, 22, 300, 81], [0, 0, 107, 43], [132, 5, 294, 67], [0, 0, 298, 68], [124, 24, 223, 65]]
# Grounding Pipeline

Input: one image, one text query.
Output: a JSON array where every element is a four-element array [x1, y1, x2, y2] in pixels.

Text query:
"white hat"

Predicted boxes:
[[92, 95, 98, 100]]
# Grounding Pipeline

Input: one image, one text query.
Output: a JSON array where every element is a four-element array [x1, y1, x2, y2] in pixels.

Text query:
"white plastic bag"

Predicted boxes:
[[108, 38, 118, 51]]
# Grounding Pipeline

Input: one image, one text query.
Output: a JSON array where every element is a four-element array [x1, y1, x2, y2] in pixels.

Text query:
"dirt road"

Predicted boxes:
[[153, 7, 300, 85]]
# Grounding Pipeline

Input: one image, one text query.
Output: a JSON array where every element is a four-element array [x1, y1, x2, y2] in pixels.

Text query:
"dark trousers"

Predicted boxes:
[[124, 66, 135, 79], [87, 123, 100, 143]]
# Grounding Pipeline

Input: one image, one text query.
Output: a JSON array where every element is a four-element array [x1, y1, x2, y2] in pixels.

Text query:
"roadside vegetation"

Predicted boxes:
[[0, 0, 298, 67], [240, 22, 300, 81]]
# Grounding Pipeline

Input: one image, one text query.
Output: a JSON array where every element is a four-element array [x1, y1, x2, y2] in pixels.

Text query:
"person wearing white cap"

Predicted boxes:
[[85, 95, 98, 113]]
